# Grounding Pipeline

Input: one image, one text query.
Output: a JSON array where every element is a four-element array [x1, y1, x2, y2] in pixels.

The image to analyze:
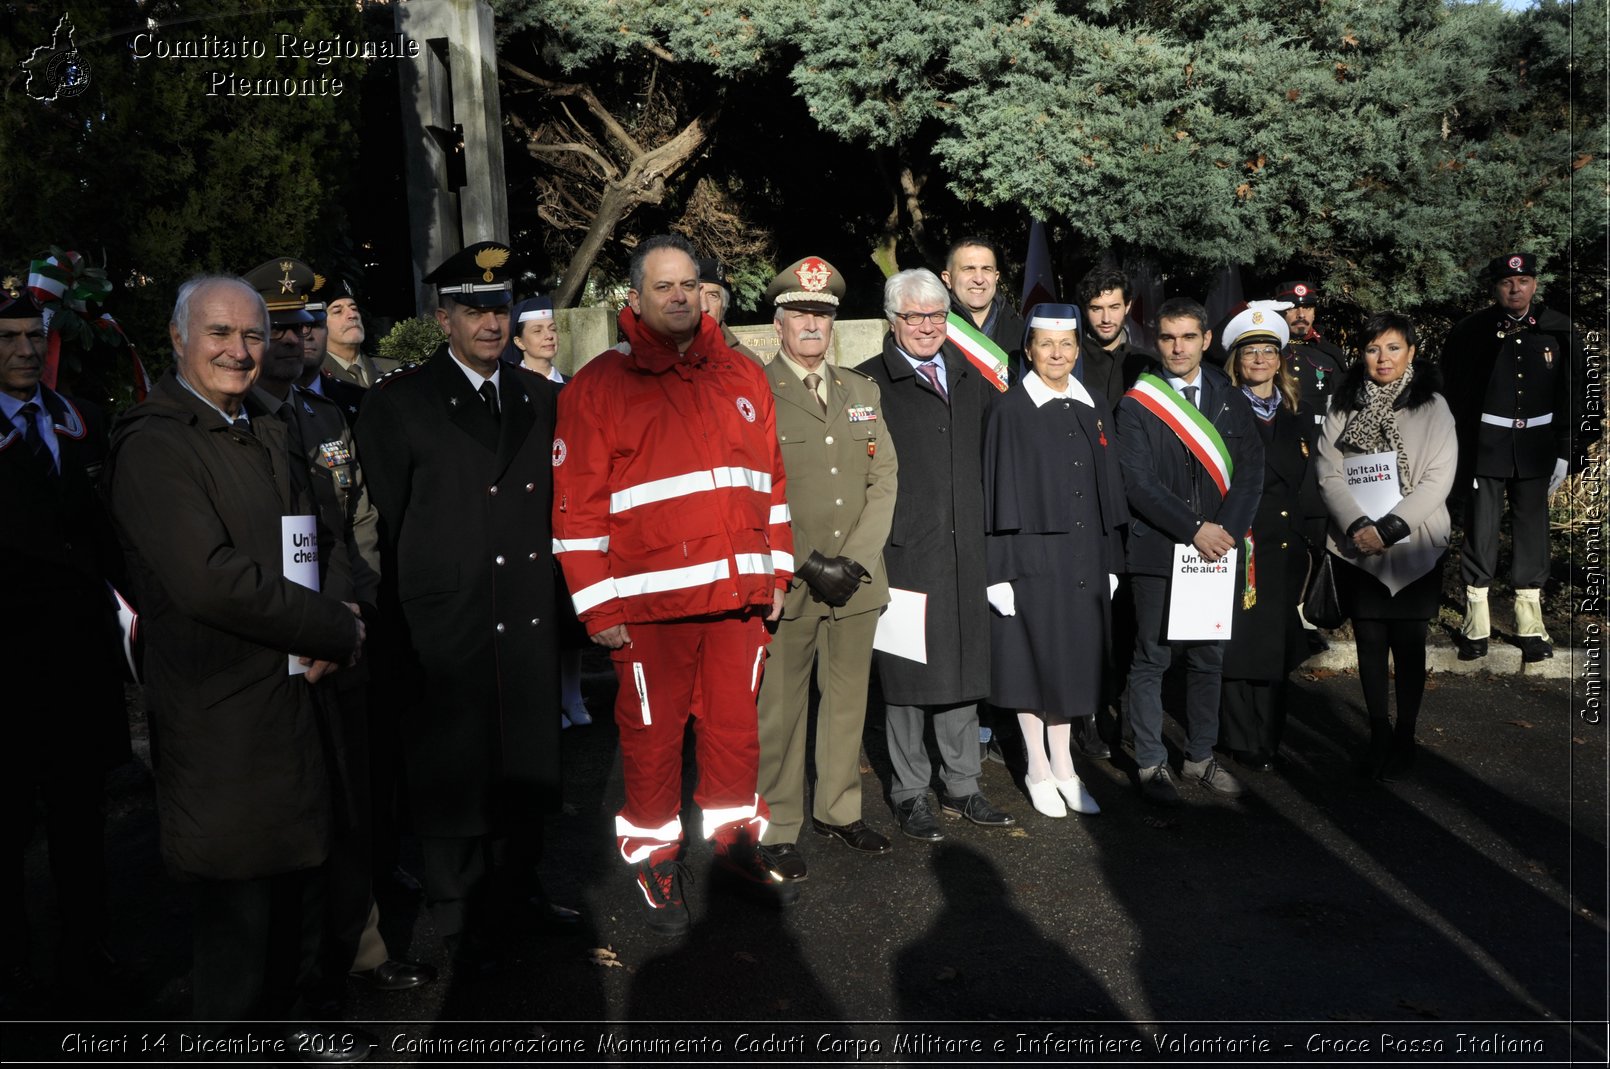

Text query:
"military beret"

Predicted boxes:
[[312, 273, 362, 318], [1022, 302, 1082, 350], [1274, 280, 1319, 307], [425, 241, 514, 308], [1488, 253, 1537, 280], [242, 257, 316, 326], [765, 256, 844, 312], [1221, 300, 1293, 352], [697, 258, 730, 294]]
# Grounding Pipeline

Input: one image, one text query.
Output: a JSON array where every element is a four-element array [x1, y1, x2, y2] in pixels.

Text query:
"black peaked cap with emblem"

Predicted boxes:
[[764, 256, 845, 314], [1273, 280, 1319, 307], [243, 257, 317, 326], [1487, 252, 1538, 280], [425, 241, 514, 308]]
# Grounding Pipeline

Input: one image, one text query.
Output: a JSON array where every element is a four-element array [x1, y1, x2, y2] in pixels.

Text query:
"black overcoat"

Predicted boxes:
[[857, 335, 992, 706], [108, 372, 358, 880], [1221, 403, 1326, 681], [355, 346, 560, 836], [1, 388, 129, 776]]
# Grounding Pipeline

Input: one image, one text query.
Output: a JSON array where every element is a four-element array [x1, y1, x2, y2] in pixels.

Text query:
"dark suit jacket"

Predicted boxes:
[[1, 388, 130, 773], [1116, 360, 1265, 576], [355, 345, 561, 836]]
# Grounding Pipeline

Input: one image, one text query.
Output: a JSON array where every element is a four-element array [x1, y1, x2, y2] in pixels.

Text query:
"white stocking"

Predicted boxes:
[[1017, 711, 1050, 783]]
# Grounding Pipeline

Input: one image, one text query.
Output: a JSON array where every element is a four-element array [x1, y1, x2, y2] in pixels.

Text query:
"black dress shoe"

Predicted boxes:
[[763, 842, 809, 881], [287, 1026, 377, 1064], [1519, 636, 1553, 662], [811, 818, 892, 855], [895, 797, 944, 842], [350, 958, 437, 992], [1454, 634, 1488, 660], [938, 791, 1016, 827], [1234, 749, 1273, 772], [713, 843, 801, 906], [1075, 717, 1111, 760]]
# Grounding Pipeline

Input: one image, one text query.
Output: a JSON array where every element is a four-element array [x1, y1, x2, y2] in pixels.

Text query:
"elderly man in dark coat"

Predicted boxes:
[[355, 242, 562, 970], [1, 287, 130, 1011], [859, 268, 1014, 842], [108, 274, 365, 1038]]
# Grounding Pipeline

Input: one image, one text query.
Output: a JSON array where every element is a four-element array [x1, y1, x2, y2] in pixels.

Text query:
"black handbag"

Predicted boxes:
[[1303, 552, 1345, 629]]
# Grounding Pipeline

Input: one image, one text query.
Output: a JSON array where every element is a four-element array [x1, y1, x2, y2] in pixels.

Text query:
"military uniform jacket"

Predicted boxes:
[[1, 387, 130, 773], [857, 334, 992, 706], [322, 351, 400, 390], [356, 347, 561, 836], [768, 356, 898, 621], [108, 371, 359, 881], [1442, 302, 1578, 483], [315, 369, 368, 426], [1286, 335, 1346, 421], [1117, 360, 1265, 577]]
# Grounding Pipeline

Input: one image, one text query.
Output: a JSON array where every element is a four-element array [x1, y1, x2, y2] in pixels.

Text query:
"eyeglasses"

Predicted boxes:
[[893, 310, 949, 325], [1239, 346, 1282, 361]]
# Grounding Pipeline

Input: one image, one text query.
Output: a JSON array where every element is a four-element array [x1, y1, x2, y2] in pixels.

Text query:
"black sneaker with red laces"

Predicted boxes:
[[633, 859, 692, 936]]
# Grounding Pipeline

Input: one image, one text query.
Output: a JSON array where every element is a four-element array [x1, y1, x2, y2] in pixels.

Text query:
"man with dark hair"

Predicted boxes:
[[1443, 252, 1579, 663], [942, 237, 1024, 377], [108, 274, 367, 1049], [1, 285, 129, 1012], [553, 233, 796, 936], [1117, 297, 1263, 806], [1272, 280, 1346, 420], [356, 241, 564, 970], [1075, 265, 1157, 419]]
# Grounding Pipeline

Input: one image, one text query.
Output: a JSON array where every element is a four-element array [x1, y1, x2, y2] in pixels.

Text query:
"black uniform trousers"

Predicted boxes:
[[419, 826, 544, 962], [1460, 475, 1550, 589], [3, 768, 108, 969]]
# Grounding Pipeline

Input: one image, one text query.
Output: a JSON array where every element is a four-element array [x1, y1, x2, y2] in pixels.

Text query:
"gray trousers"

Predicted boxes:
[[886, 702, 982, 804]]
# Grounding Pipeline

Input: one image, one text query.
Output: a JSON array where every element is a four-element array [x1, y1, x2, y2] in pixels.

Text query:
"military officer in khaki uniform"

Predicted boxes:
[[756, 256, 899, 884]]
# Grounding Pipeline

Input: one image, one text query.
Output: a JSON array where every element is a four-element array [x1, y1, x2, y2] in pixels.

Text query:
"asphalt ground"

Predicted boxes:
[[4, 662, 1606, 1066]]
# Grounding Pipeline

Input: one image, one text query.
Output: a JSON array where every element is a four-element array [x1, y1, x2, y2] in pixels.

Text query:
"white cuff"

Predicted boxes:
[[986, 582, 1016, 616]]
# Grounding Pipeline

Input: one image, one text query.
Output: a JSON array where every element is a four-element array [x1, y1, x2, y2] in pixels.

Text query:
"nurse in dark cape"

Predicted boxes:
[[983, 304, 1128, 818]]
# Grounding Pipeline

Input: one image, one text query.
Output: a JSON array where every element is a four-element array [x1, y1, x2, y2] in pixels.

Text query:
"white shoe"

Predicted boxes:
[[1025, 776, 1067, 818], [1054, 774, 1101, 815]]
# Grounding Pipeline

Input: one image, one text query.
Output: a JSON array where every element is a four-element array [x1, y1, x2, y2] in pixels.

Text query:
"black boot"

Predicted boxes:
[[1359, 719, 1392, 779], [1381, 720, 1417, 781]]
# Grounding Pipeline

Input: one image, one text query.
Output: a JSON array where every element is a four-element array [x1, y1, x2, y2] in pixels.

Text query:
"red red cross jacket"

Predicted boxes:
[[552, 308, 794, 634]]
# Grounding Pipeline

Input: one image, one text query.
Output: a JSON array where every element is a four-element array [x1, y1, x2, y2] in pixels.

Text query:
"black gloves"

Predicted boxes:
[[1374, 513, 1411, 546], [794, 551, 868, 607]]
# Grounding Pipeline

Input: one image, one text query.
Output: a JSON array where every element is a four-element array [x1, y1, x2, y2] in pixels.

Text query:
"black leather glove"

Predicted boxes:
[[1345, 515, 1374, 538], [1374, 513, 1411, 546], [794, 551, 861, 607]]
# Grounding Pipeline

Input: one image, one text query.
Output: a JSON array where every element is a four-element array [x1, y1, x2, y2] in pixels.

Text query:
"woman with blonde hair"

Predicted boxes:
[[1216, 302, 1328, 771]]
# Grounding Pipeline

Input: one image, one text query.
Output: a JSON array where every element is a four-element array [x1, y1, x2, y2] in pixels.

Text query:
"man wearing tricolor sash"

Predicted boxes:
[[1116, 298, 1263, 806]]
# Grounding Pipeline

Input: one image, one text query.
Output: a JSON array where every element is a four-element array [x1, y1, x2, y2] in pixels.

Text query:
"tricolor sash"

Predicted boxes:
[[945, 312, 1010, 392], [1125, 372, 1234, 497]]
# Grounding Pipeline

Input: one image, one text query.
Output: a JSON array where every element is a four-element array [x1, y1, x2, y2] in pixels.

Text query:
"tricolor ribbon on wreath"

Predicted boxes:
[[27, 248, 153, 400]]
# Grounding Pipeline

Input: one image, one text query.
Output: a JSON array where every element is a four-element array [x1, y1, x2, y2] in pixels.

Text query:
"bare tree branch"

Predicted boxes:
[[500, 59, 644, 157]]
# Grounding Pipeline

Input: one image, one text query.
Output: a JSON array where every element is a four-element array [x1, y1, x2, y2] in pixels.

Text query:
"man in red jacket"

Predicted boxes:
[[552, 234, 795, 936]]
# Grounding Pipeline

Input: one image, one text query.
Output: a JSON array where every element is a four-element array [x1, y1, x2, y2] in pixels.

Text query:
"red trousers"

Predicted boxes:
[[610, 614, 771, 865]]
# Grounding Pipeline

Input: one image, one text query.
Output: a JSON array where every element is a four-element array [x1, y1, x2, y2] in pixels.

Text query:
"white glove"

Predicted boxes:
[[986, 582, 1016, 616], [1548, 457, 1569, 496], [1109, 573, 1119, 598]]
